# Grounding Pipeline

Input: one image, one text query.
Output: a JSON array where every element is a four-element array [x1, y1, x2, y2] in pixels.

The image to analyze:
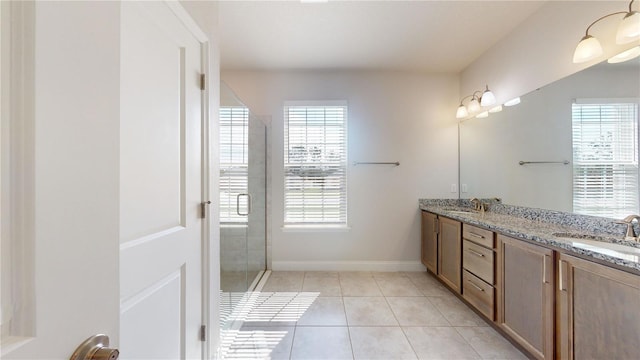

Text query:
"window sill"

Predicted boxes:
[[281, 225, 351, 232]]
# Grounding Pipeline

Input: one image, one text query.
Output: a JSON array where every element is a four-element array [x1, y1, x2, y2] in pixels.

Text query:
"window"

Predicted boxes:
[[219, 106, 249, 224], [572, 100, 639, 218], [284, 102, 348, 226]]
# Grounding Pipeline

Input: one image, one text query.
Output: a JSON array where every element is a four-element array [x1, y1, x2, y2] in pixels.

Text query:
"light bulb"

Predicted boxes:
[[489, 105, 503, 113], [467, 98, 481, 113], [608, 46, 640, 63], [573, 35, 603, 63], [616, 11, 640, 44], [476, 111, 489, 119], [456, 105, 469, 119], [480, 86, 496, 107], [504, 97, 521, 107]]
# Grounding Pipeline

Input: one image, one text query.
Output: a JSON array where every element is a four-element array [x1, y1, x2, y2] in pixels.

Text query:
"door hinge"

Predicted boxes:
[[200, 73, 206, 91], [201, 201, 211, 219], [200, 325, 206, 341]]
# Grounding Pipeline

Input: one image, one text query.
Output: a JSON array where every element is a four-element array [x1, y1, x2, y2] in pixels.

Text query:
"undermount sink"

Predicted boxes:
[[552, 232, 613, 242], [443, 208, 476, 214], [552, 232, 640, 260]]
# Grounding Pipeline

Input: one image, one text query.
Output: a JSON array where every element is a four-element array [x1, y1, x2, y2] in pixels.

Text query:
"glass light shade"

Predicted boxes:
[[456, 105, 469, 119], [504, 97, 521, 106], [616, 11, 640, 44], [489, 105, 503, 113], [573, 35, 603, 63], [475, 111, 489, 119], [608, 46, 640, 63], [480, 88, 496, 107], [467, 98, 481, 113]]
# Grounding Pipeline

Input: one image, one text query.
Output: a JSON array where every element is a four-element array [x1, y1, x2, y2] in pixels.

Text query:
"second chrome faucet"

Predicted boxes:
[[617, 215, 640, 241]]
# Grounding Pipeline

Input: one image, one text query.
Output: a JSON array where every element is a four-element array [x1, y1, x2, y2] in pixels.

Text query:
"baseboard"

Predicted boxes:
[[271, 260, 426, 272]]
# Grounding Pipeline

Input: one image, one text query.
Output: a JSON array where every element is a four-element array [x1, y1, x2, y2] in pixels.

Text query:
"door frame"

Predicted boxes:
[[1, 0, 36, 353]]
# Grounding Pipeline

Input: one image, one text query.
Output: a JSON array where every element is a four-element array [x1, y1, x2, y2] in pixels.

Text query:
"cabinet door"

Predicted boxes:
[[497, 235, 554, 360], [438, 217, 462, 293], [558, 254, 640, 360], [421, 211, 438, 273]]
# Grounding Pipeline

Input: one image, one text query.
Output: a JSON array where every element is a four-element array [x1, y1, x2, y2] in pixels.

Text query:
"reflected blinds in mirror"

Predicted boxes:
[[572, 101, 639, 218], [284, 102, 348, 226], [220, 106, 249, 224]]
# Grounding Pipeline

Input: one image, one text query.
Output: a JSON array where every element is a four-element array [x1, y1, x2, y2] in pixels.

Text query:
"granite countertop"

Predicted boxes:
[[419, 199, 640, 274]]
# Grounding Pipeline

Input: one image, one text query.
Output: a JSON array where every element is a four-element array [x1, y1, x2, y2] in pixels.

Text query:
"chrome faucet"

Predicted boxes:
[[616, 215, 640, 241], [470, 198, 488, 213]]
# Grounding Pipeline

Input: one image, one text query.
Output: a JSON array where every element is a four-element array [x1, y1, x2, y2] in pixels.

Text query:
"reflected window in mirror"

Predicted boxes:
[[572, 100, 639, 218], [220, 106, 250, 224]]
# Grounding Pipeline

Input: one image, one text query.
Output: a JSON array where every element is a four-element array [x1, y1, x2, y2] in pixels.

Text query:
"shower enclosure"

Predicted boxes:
[[219, 82, 267, 296]]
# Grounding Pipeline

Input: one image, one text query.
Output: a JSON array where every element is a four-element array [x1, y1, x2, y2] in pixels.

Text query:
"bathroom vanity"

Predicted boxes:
[[419, 199, 640, 360]]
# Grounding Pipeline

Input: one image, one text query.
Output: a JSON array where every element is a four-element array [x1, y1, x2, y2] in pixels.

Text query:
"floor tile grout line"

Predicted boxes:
[[288, 325, 297, 360], [422, 295, 453, 327], [399, 326, 422, 360], [451, 326, 487, 359], [382, 293, 419, 359]]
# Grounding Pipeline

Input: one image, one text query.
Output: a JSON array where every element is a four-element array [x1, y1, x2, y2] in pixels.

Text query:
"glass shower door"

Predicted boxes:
[[219, 82, 266, 328]]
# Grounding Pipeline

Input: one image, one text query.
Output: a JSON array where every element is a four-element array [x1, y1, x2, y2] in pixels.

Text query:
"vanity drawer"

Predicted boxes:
[[463, 224, 494, 248], [463, 270, 495, 320], [463, 239, 494, 284]]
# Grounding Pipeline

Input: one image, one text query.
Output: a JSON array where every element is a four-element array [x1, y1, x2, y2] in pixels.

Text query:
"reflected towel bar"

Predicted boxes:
[[353, 161, 400, 166], [519, 160, 570, 165]]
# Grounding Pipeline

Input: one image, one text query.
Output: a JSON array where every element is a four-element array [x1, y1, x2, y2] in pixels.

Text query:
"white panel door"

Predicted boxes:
[[119, 2, 204, 359]]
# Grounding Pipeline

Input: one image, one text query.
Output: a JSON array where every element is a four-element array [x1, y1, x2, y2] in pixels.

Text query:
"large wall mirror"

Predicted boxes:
[[459, 58, 639, 219]]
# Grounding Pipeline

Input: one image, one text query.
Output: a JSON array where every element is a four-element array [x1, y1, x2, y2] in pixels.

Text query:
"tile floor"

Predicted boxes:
[[220, 271, 527, 360]]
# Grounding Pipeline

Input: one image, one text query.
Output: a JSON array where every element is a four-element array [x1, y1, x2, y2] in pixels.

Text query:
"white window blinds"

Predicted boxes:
[[220, 106, 249, 224], [572, 101, 639, 218], [284, 103, 348, 226]]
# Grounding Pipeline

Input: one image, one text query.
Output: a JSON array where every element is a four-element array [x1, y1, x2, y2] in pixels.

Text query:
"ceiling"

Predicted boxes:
[[218, 0, 546, 73]]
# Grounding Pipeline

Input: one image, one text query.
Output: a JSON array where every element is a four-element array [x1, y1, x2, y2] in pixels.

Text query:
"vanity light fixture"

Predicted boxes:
[[608, 45, 640, 63], [456, 104, 469, 118], [480, 85, 496, 107], [467, 96, 481, 113], [476, 111, 489, 118], [573, 0, 640, 63], [455, 86, 497, 119], [617, 2, 640, 44], [504, 97, 521, 107]]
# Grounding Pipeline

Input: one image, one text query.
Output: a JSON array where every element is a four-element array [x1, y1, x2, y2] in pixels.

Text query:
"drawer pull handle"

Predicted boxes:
[[466, 249, 485, 257], [467, 279, 485, 292], [468, 232, 485, 239]]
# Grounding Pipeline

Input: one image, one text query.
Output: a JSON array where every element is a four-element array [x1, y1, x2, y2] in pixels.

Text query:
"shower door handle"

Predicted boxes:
[[236, 193, 252, 216]]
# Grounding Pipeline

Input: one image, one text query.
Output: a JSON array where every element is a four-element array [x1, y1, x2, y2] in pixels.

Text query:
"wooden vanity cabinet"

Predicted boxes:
[[438, 216, 462, 293], [462, 224, 495, 319], [557, 253, 640, 360], [420, 211, 438, 273], [497, 234, 554, 360]]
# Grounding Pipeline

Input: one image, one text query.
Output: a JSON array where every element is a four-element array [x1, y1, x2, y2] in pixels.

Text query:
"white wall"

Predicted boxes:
[[461, 1, 635, 105], [460, 63, 640, 212], [222, 71, 459, 271]]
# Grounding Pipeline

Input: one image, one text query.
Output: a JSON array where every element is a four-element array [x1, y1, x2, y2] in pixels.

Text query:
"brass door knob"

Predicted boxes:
[[70, 334, 119, 360]]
